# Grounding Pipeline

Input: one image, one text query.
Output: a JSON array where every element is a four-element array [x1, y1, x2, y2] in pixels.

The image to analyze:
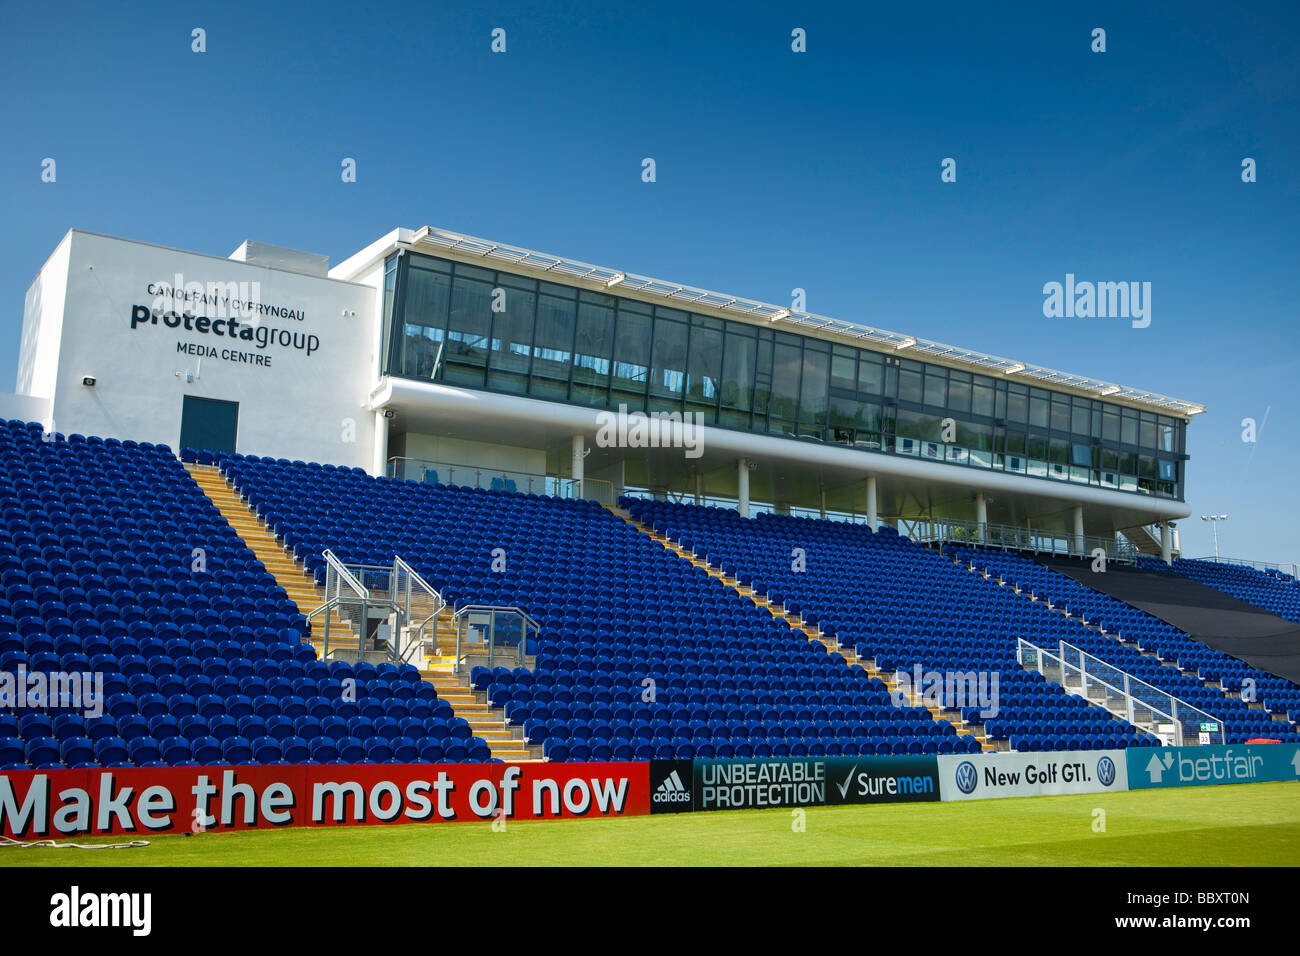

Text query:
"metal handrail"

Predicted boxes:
[[392, 556, 445, 664], [451, 604, 539, 673], [1017, 637, 1225, 746], [323, 548, 369, 599], [919, 516, 1138, 563], [385, 456, 581, 499], [1188, 555, 1299, 579], [305, 597, 345, 661]]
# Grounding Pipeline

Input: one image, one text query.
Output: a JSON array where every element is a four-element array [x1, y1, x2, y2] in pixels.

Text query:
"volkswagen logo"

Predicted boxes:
[[954, 760, 978, 794], [1097, 756, 1116, 787]]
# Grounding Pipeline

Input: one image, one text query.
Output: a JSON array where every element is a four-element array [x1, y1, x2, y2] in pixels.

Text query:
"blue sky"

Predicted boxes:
[[1, 1, 1297, 563]]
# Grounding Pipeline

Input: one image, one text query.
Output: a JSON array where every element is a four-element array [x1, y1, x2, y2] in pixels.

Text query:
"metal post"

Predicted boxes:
[[1124, 675, 1134, 725], [488, 611, 496, 669], [454, 614, 462, 675], [1172, 700, 1181, 746], [360, 595, 368, 656]]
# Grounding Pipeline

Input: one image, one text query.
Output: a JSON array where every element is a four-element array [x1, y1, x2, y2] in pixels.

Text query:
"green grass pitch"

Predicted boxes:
[[3, 782, 1296, 867]]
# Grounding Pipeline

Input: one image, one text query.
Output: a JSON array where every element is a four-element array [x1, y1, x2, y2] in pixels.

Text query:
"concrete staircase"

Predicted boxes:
[[186, 463, 355, 656], [614, 508, 995, 752], [421, 611, 539, 762], [185, 462, 539, 763]]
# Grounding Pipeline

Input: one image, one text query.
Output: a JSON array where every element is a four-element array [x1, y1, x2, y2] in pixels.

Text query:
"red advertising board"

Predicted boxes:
[[0, 762, 650, 838]]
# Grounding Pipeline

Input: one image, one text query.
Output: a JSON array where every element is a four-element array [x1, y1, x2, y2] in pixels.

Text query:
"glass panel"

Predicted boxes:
[[770, 342, 802, 421], [1159, 420, 1175, 453], [529, 292, 575, 400], [1072, 401, 1091, 435], [799, 346, 829, 424], [1139, 413, 1157, 449], [858, 354, 884, 395], [486, 284, 536, 393], [720, 327, 757, 414], [611, 308, 652, 407], [399, 266, 451, 379], [453, 262, 495, 282], [1121, 410, 1138, 445], [898, 365, 922, 404], [831, 347, 856, 391], [444, 274, 493, 386], [947, 371, 972, 414], [753, 338, 773, 417], [1029, 389, 1049, 428], [1006, 384, 1028, 424], [1051, 396, 1070, 432], [924, 367, 947, 407], [572, 299, 614, 406], [1103, 408, 1120, 442], [686, 323, 722, 418], [649, 316, 688, 406]]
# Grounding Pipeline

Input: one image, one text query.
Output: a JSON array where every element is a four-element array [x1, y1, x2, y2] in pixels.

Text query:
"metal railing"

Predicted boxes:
[[451, 605, 539, 673], [915, 516, 1138, 563], [319, 549, 371, 660], [387, 457, 580, 498], [313, 550, 446, 664], [1017, 637, 1225, 746], [1187, 555, 1299, 580], [391, 556, 445, 664]]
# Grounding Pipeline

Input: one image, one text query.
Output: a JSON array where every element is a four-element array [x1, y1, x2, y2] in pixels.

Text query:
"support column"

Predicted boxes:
[[1160, 521, 1172, 565], [694, 471, 702, 506], [1072, 504, 1085, 556], [975, 491, 988, 543], [865, 475, 878, 531], [819, 486, 826, 520], [372, 410, 389, 478], [737, 458, 750, 518], [572, 434, 587, 502]]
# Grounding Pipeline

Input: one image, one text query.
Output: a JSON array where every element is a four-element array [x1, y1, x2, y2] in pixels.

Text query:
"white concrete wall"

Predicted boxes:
[[0, 393, 51, 423], [18, 231, 72, 406], [25, 230, 379, 467]]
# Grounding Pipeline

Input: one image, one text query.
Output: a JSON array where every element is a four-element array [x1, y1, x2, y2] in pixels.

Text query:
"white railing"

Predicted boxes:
[[916, 517, 1138, 563], [1188, 556, 1299, 580], [1017, 637, 1225, 746]]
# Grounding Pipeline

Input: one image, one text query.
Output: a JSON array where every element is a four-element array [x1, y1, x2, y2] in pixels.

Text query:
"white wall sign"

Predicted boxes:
[[938, 750, 1129, 801]]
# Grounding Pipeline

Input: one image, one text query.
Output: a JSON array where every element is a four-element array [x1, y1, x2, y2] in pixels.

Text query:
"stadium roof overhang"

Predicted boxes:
[[380, 226, 1205, 420], [372, 376, 1191, 535]]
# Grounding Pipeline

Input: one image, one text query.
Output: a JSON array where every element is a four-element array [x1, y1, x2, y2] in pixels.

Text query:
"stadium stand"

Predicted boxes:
[[947, 547, 1300, 742], [1138, 556, 1300, 624], [6, 419, 1292, 770], [623, 499, 1165, 752], [0, 419, 491, 770], [1038, 555, 1300, 691], [217, 453, 987, 760]]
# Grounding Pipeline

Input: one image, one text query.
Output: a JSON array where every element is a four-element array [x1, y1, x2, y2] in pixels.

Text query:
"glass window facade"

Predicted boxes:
[[384, 251, 1188, 499]]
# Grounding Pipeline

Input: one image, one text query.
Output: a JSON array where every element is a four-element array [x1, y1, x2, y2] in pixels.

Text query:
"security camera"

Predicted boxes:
[[383, 410, 396, 420], [82, 376, 96, 387]]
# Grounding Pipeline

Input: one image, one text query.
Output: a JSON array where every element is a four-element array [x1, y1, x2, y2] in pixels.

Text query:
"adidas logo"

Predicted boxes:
[[652, 770, 692, 803]]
